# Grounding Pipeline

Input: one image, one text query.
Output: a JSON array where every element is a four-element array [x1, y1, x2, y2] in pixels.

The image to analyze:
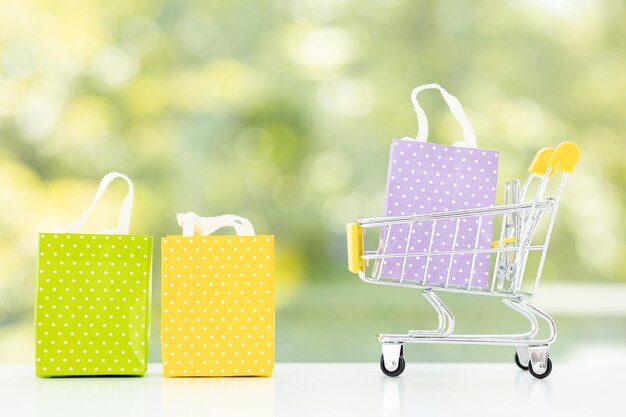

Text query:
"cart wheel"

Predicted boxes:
[[380, 354, 405, 377], [514, 352, 529, 371], [529, 357, 552, 379]]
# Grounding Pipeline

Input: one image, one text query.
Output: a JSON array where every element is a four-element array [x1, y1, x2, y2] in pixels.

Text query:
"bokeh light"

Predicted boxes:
[[1, 0, 625, 364]]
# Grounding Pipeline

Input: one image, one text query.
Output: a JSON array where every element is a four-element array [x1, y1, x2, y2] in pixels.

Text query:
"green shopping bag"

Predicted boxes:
[[35, 172, 153, 377]]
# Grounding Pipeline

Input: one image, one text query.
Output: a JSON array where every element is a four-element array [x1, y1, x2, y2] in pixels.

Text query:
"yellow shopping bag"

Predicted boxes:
[[161, 213, 275, 377]]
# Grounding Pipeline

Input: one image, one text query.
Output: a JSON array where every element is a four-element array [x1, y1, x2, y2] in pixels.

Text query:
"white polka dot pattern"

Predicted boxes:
[[381, 140, 499, 287], [161, 235, 275, 377], [35, 233, 153, 377]]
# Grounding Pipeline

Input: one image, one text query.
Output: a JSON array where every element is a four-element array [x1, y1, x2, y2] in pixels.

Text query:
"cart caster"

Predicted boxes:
[[380, 354, 405, 377], [529, 357, 552, 379], [527, 347, 552, 379], [380, 344, 405, 377], [514, 352, 529, 371]]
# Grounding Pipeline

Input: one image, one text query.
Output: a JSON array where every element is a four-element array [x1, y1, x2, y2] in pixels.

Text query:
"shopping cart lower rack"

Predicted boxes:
[[346, 142, 580, 379]]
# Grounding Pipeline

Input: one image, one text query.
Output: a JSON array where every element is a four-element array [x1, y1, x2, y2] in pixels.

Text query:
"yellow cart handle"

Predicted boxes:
[[547, 141, 581, 173], [528, 148, 555, 177], [346, 223, 363, 274], [527, 141, 581, 176]]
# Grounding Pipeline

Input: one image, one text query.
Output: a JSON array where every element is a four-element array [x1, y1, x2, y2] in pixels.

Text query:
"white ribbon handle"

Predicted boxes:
[[66, 172, 134, 234], [410, 83, 477, 148], [176, 212, 255, 237]]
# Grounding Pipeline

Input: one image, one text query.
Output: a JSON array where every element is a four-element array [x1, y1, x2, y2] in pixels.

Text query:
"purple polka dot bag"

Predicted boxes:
[[380, 84, 499, 288]]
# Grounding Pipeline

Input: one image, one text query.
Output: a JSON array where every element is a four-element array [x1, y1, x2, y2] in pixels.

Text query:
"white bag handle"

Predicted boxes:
[[410, 83, 477, 148], [66, 172, 134, 234], [176, 212, 255, 237]]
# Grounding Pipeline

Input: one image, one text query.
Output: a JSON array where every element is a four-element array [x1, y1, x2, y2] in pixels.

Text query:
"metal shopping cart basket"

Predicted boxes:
[[346, 142, 580, 379]]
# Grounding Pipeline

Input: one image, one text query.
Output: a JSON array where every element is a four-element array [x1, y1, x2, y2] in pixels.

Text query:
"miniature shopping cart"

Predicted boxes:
[[346, 142, 580, 379]]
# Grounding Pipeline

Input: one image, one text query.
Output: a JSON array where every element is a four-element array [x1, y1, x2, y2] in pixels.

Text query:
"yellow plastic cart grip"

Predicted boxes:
[[492, 236, 516, 249], [528, 148, 555, 176], [346, 223, 363, 274], [547, 141, 581, 173]]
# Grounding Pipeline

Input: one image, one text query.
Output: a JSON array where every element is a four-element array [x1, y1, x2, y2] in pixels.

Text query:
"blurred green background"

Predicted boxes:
[[1, 0, 625, 364]]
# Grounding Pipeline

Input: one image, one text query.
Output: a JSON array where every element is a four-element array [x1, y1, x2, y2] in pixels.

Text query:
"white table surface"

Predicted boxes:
[[0, 363, 621, 417]]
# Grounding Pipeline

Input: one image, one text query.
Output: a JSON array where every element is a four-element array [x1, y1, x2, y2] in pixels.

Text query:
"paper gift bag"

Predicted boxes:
[[380, 84, 499, 287], [161, 213, 275, 377], [35, 173, 152, 377]]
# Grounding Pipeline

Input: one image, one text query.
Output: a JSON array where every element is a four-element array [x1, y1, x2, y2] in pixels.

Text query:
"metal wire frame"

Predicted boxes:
[[356, 170, 568, 300], [358, 203, 552, 297]]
